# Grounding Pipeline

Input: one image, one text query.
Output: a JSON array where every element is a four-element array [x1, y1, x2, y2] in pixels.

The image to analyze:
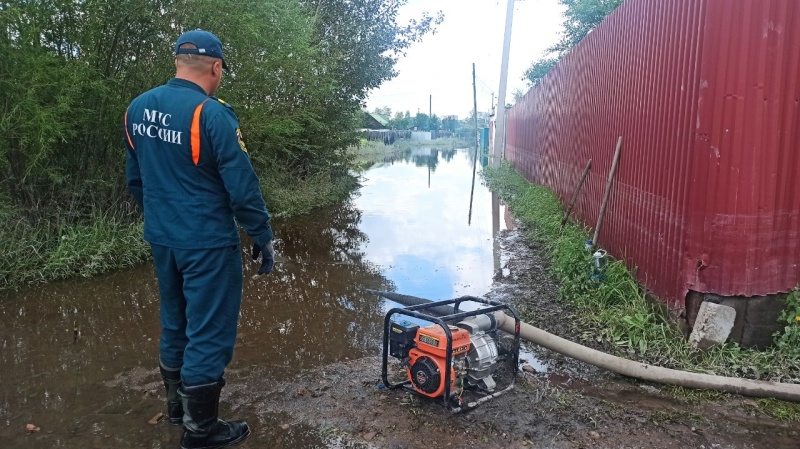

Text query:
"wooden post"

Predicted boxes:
[[561, 159, 592, 227], [591, 137, 622, 249]]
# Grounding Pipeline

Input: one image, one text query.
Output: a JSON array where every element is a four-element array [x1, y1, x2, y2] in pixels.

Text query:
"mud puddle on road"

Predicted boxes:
[[1, 146, 552, 448]]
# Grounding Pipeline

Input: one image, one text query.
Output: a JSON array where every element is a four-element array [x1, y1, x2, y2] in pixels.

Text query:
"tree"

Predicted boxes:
[[250, 0, 443, 176], [428, 114, 440, 132], [512, 88, 527, 103], [413, 112, 430, 131], [373, 106, 392, 119], [389, 111, 412, 130], [304, 0, 442, 105], [458, 110, 489, 134], [522, 56, 559, 88], [522, 0, 622, 87], [441, 116, 458, 132], [0, 0, 443, 223]]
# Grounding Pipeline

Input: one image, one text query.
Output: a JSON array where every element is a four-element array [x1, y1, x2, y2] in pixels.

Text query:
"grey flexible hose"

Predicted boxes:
[[491, 312, 800, 402]]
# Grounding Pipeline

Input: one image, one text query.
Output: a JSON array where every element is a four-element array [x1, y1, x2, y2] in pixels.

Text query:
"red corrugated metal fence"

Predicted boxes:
[[506, 0, 800, 308]]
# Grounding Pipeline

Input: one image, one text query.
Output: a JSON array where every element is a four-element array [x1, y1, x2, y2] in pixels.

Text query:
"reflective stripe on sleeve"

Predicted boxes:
[[124, 108, 135, 150], [191, 99, 210, 165]]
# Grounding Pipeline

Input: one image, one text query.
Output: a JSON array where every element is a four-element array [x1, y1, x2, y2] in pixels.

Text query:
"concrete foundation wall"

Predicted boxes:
[[685, 291, 785, 349]]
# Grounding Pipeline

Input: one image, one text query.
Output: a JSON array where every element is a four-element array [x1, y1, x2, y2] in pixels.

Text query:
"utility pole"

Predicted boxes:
[[493, 0, 514, 167]]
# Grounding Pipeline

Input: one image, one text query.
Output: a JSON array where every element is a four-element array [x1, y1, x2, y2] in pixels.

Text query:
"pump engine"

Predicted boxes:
[[389, 314, 504, 398], [382, 297, 519, 412]]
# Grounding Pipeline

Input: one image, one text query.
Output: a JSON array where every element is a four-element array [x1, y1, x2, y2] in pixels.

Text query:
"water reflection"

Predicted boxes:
[[236, 200, 393, 378], [355, 148, 504, 303]]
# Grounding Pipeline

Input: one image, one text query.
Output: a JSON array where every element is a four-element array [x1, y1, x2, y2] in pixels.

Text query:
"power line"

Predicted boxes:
[[474, 76, 495, 96]]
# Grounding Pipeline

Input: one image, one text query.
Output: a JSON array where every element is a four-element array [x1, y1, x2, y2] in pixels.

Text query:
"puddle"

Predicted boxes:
[[0, 146, 545, 447], [355, 147, 507, 300]]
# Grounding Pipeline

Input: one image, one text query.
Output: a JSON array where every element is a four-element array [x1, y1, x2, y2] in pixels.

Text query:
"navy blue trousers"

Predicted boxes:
[[151, 243, 243, 386]]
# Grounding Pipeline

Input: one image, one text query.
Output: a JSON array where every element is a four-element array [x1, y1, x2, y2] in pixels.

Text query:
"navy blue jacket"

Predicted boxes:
[[125, 78, 272, 249]]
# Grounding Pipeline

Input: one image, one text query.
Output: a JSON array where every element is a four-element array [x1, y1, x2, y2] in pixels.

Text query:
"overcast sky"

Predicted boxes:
[[365, 0, 566, 119]]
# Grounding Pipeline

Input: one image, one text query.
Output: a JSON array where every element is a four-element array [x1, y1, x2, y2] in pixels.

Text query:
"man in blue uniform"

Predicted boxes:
[[125, 29, 273, 449]]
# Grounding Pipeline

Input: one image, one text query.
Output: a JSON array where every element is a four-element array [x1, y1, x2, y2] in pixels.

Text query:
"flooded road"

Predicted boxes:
[[0, 146, 514, 448]]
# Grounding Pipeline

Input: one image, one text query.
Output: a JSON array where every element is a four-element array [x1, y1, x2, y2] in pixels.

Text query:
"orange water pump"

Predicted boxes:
[[381, 296, 521, 412], [406, 324, 471, 398]]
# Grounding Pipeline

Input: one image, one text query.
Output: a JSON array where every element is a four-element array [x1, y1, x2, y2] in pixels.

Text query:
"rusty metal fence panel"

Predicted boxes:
[[506, 0, 800, 307]]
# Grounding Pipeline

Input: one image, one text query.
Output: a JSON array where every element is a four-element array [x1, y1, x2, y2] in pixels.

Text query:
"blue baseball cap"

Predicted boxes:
[[175, 29, 229, 70]]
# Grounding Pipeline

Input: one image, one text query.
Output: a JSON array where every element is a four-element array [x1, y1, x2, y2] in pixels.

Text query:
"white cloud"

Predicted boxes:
[[366, 0, 565, 119], [355, 149, 502, 298]]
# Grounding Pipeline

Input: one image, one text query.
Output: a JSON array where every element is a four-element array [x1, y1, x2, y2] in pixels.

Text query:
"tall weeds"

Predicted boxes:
[[0, 213, 150, 289]]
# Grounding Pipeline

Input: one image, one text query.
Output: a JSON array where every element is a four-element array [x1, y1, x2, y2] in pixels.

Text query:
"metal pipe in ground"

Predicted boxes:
[[369, 290, 800, 403]]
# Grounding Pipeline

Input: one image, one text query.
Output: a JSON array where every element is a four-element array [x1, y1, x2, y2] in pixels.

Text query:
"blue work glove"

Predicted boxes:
[[251, 241, 275, 275]]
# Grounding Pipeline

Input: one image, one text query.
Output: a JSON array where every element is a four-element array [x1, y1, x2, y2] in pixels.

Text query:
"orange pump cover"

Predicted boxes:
[[414, 325, 471, 358], [407, 348, 454, 398], [406, 325, 472, 398]]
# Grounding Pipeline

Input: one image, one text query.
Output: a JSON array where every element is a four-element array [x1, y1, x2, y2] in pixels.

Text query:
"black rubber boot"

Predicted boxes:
[[179, 378, 251, 449], [159, 363, 183, 425]]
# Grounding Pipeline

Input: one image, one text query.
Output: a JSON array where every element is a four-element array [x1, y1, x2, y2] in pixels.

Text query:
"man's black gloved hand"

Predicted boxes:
[[251, 241, 275, 275]]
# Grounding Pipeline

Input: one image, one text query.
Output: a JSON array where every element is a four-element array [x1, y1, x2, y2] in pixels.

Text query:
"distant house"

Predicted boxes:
[[362, 112, 389, 130], [359, 112, 407, 144]]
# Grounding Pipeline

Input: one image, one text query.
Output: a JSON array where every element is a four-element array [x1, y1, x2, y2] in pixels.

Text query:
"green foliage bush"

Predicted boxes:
[[775, 288, 800, 350], [523, 0, 623, 86]]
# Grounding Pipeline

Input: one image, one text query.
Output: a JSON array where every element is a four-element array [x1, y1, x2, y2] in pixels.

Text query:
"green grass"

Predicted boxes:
[[350, 139, 406, 170], [663, 385, 729, 404], [481, 163, 800, 413], [262, 166, 358, 218], [0, 162, 360, 290], [756, 398, 800, 421], [0, 213, 150, 289]]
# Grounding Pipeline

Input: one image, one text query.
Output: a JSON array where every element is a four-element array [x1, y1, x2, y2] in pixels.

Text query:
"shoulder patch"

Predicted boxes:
[[236, 128, 248, 153], [213, 97, 234, 110]]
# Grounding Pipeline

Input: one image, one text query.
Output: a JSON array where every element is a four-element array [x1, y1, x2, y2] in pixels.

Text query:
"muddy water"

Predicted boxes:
[[0, 146, 519, 448]]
